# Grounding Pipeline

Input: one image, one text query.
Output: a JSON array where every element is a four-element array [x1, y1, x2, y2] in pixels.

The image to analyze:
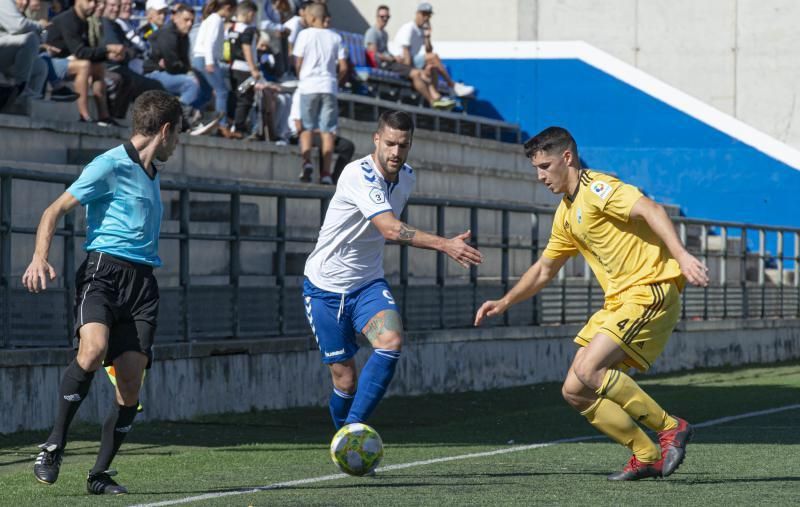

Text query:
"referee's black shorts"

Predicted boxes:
[[73, 251, 159, 368]]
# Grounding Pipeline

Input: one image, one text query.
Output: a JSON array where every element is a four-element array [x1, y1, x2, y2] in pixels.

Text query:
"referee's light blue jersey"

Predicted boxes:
[[67, 143, 164, 267]]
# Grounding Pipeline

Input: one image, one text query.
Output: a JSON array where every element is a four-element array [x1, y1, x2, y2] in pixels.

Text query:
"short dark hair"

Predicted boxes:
[[132, 90, 182, 136], [377, 110, 414, 135], [523, 126, 578, 159], [171, 2, 193, 15], [377, 4, 389, 12]]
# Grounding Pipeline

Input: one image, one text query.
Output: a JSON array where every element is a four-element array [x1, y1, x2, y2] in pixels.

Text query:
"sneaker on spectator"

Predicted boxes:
[[452, 82, 475, 98], [50, 86, 79, 102], [299, 161, 313, 182], [274, 139, 288, 147], [320, 174, 333, 185], [245, 132, 265, 142], [190, 116, 220, 136], [96, 118, 122, 128], [432, 97, 456, 110]]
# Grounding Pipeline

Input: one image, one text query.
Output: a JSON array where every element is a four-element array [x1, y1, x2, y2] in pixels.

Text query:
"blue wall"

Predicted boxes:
[[445, 58, 800, 230]]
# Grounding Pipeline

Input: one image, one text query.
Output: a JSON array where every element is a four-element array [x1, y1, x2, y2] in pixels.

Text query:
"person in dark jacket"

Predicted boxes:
[[144, 2, 210, 131], [46, 0, 125, 123]]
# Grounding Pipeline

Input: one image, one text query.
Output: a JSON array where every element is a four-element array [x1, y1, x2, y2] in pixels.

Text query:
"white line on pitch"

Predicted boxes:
[[129, 403, 800, 507]]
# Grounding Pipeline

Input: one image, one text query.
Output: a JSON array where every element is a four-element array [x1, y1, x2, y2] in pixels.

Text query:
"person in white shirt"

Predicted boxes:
[[292, 2, 345, 184], [392, 2, 474, 99], [303, 110, 483, 430], [191, 0, 238, 138], [281, 0, 311, 79]]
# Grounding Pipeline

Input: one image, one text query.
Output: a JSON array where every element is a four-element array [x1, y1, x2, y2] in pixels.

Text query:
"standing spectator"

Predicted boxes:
[[192, 0, 237, 138], [46, 0, 125, 124], [258, 0, 291, 78], [281, 0, 310, 73], [227, 0, 279, 140], [0, 0, 48, 103], [392, 3, 474, 100], [144, 3, 211, 133], [137, 0, 166, 43], [364, 4, 451, 109], [292, 2, 345, 184]]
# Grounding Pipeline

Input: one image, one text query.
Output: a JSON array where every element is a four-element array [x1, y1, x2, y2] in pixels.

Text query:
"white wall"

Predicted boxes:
[[333, 0, 800, 149]]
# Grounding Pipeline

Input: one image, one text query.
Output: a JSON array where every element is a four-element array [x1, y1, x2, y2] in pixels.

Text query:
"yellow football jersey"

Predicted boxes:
[[542, 170, 682, 298]]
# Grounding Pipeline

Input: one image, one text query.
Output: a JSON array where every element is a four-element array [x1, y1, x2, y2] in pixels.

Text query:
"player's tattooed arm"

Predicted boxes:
[[363, 310, 403, 344], [397, 223, 417, 245]]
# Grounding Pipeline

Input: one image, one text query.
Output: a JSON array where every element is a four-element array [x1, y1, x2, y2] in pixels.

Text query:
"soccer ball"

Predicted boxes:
[[330, 423, 384, 476]]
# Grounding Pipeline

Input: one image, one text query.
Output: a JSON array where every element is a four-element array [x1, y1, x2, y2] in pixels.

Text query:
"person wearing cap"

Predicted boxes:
[[137, 0, 167, 42], [392, 2, 474, 100]]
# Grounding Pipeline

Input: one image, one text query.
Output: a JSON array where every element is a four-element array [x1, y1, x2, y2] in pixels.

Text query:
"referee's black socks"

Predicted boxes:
[[47, 360, 96, 449], [91, 403, 139, 475]]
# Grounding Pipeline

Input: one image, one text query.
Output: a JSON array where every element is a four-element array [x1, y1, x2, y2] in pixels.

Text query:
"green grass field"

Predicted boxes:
[[2, 362, 799, 506]]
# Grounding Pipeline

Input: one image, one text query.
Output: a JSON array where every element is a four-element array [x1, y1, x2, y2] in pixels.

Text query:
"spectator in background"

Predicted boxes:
[[192, 0, 237, 138], [46, 0, 125, 124], [144, 3, 211, 134], [0, 0, 48, 105], [364, 4, 452, 109], [393, 3, 474, 100], [259, 0, 291, 78], [282, 0, 310, 74], [101, 0, 163, 118], [137, 0, 166, 43], [228, 0, 280, 140], [292, 2, 345, 184], [113, 0, 146, 73]]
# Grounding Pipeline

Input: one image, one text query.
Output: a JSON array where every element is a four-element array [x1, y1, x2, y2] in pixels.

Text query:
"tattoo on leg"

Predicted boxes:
[[397, 223, 416, 245], [364, 311, 403, 343]]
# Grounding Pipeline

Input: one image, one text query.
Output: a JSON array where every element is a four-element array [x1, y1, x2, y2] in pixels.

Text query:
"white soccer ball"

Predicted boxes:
[[330, 423, 384, 476]]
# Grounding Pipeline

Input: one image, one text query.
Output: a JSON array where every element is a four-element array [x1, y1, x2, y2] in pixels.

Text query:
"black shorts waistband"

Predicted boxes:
[[87, 251, 154, 274]]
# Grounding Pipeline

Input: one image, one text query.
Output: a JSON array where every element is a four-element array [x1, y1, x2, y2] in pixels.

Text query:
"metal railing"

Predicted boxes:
[[1, 167, 798, 349]]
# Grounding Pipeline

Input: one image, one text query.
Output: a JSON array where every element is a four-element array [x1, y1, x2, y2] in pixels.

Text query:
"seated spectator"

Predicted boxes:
[[364, 4, 451, 109], [292, 2, 345, 184], [192, 0, 238, 138], [113, 0, 147, 73], [101, 0, 163, 118], [392, 3, 474, 101], [46, 0, 125, 124], [0, 0, 48, 104], [227, 0, 280, 140], [137, 0, 166, 42], [144, 2, 211, 133]]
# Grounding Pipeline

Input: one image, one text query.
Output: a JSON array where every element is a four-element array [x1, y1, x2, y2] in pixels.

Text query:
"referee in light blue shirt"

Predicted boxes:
[[22, 90, 182, 496]]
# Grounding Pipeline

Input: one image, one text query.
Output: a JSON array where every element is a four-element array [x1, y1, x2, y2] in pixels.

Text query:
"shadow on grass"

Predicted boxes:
[[2, 363, 800, 455]]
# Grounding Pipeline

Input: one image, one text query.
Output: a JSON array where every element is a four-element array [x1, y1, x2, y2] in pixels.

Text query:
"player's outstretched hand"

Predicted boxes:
[[474, 299, 509, 326], [22, 255, 56, 293], [678, 251, 709, 287], [444, 230, 483, 269]]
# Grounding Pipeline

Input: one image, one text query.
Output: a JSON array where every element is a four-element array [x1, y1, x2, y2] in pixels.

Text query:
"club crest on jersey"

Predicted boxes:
[[369, 188, 386, 204], [576, 207, 582, 224], [590, 181, 613, 200]]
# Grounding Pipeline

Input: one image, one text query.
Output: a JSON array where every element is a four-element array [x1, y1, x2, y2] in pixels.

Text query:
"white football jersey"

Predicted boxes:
[[304, 154, 416, 293]]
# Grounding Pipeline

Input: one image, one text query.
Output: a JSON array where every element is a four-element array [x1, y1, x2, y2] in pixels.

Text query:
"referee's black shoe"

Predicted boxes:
[[87, 470, 128, 495], [33, 443, 63, 485]]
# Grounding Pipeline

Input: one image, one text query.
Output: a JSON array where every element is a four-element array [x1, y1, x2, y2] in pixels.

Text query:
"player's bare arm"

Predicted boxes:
[[629, 196, 709, 287], [474, 255, 567, 326], [22, 191, 81, 293], [370, 211, 483, 269]]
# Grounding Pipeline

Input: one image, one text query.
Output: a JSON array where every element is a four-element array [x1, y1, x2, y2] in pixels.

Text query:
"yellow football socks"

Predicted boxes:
[[598, 369, 678, 433], [581, 397, 661, 463]]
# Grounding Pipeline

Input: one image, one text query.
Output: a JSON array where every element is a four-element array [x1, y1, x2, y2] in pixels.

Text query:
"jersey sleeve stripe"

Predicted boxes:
[[366, 208, 393, 220]]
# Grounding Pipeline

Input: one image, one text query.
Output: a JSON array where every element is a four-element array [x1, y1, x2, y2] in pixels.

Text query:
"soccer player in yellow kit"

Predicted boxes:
[[475, 127, 710, 480]]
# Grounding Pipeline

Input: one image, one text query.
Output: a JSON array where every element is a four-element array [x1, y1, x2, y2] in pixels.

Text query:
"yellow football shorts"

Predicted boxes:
[[574, 278, 682, 371]]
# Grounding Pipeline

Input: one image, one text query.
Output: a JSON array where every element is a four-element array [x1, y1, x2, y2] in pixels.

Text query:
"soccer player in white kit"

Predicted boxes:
[[303, 111, 483, 429]]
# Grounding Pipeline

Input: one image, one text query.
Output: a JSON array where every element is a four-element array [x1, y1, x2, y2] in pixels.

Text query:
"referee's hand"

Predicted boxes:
[[22, 255, 56, 293], [443, 230, 483, 269]]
